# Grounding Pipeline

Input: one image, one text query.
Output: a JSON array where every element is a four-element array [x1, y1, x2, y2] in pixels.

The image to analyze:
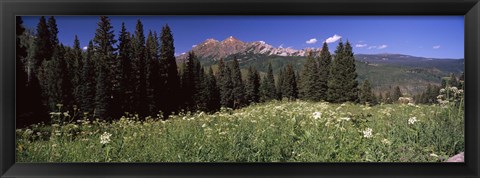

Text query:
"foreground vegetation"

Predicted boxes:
[[17, 100, 463, 162]]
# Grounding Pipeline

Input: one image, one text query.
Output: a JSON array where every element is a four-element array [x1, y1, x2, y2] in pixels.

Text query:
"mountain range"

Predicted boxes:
[[176, 36, 464, 95]]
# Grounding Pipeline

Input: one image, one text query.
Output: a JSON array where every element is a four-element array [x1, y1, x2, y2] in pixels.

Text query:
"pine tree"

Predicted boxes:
[[260, 62, 276, 102], [146, 30, 160, 115], [81, 41, 96, 115], [131, 19, 148, 117], [276, 67, 285, 100], [70, 35, 84, 106], [392, 86, 402, 103], [32, 16, 53, 75], [283, 64, 298, 101], [318, 42, 331, 101], [245, 66, 260, 104], [159, 24, 181, 118], [17, 16, 48, 127], [47, 16, 59, 48], [300, 51, 321, 101], [359, 80, 375, 105], [327, 40, 359, 103], [205, 67, 221, 112], [230, 57, 246, 109], [181, 51, 200, 111], [218, 58, 234, 108], [116, 22, 134, 115], [92, 16, 117, 120]]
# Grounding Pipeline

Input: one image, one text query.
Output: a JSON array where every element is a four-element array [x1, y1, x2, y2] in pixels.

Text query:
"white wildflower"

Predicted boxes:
[[408, 117, 418, 125], [312, 112, 322, 120], [100, 132, 112, 145], [430, 153, 439, 157], [340, 117, 351, 121], [437, 95, 444, 99], [201, 123, 207, 128], [440, 88, 446, 93], [363, 128, 373, 138], [381, 138, 391, 145]]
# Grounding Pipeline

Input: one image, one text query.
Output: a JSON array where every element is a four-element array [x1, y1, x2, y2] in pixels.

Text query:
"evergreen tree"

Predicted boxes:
[[47, 16, 59, 48], [71, 35, 84, 106], [283, 64, 298, 101], [181, 51, 201, 111], [92, 16, 117, 120], [131, 19, 148, 117], [218, 58, 234, 108], [276, 68, 285, 100], [448, 73, 458, 88], [206, 67, 221, 112], [317, 42, 331, 101], [230, 57, 246, 108], [146, 30, 161, 115], [80, 41, 96, 115], [17, 16, 48, 127], [300, 51, 321, 101], [260, 62, 276, 102], [32, 16, 53, 75], [245, 66, 260, 104], [116, 23, 134, 114], [327, 40, 359, 103], [159, 24, 181, 118], [392, 86, 402, 103], [359, 80, 375, 105]]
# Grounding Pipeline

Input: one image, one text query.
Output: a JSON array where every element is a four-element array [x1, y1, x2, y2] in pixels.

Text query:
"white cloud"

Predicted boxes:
[[192, 45, 197, 48], [82, 46, 88, 51], [325, 34, 342, 44], [355, 44, 367, 48], [377, 45, 388, 49], [367, 46, 377, 49], [433, 45, 441, 49], [306, 38, 317, 44], [279, 44, 284, 48]]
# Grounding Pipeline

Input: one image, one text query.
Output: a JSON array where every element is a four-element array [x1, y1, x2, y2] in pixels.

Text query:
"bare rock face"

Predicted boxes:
[[446, 152, 464, 162]]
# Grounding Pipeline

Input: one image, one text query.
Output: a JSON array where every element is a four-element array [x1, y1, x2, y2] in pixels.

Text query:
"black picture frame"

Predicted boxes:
[[1, 0, 479, 177]]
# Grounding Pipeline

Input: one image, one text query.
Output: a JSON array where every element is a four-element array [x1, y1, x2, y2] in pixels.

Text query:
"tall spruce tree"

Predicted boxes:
[[245, 66, 260, 104], [218, 58, 234, 108], [32, 16, 53, 75], [117, 23, 134, 114], [92, 16, 116, 120], [181, 51, 201, 111], [359, 80, 375, 105], [230, 57, 246, 108], [318, 42, 331, 101], [392, 86, 402, 103], [47, 16, 59, 48], [327, 40, 359, 103], [159, 24, 181, 118], [17, 16, 48, 127], [283, 64, 298, 101], [70, 35, 84, 106], [260, 62, 276, 102], [300, 51, 321, 101], [132, 20, 148, 117], [276, 68, 285, 100], [204, 67, 221, 112], [81, 41, 96, 115], [146, 30, 161, 115]]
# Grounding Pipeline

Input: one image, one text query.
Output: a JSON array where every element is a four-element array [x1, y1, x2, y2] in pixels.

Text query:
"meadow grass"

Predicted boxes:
[[16, 100, 464, 162]]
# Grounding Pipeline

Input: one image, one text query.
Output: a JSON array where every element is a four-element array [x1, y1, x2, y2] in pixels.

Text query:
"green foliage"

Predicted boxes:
[[17, 101, 464, 162], [245, 66, 261, 104], [317, 42, 332, 100], [80, 41, 96, 116], [218, 59, 234, 108], [282, 64, 298, 101], [300, 52, 321, 101], [159, 24, 181, 118], [230, 57, 246, 109], [327, 41, 359, 103], [260, 63, 276, 102], [359, 80, 376, 105]]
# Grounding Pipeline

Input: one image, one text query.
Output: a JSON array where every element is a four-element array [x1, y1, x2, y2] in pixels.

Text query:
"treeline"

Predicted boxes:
[[16, 16, 377, 128], [413, 73, 464, 104]]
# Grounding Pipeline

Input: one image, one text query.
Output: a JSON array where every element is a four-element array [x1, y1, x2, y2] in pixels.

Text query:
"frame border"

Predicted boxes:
[[1, 0, 479, 177]]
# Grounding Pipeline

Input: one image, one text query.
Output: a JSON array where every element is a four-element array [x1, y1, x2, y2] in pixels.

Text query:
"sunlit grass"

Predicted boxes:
[[16, 100, 464, 162]]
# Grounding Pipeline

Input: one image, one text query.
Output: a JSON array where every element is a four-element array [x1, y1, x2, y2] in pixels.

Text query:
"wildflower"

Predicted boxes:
[[437, 95, 444, 99], [430, 153, 439, 157], [100, 132, 112, 145], [363, 128, 373, 138], [52, 144, 57, 148], [340, 117, 351, 121], [407, 103, 415, 106], [381, 138, 391, 145], [458, 89, 464, 94], [408, 117, 418, 125], [312, 112, 322, 120], [450, 87, 458, 93], [440, 89, 446, 93], [201, 123, 207, 128]]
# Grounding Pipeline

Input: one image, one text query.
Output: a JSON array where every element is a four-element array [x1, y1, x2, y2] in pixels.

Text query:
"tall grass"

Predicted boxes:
[[16, 98, 464, 162]]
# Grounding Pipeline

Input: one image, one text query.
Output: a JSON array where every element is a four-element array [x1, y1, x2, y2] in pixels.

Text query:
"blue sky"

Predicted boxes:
[[22, 16, 464, 59]]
